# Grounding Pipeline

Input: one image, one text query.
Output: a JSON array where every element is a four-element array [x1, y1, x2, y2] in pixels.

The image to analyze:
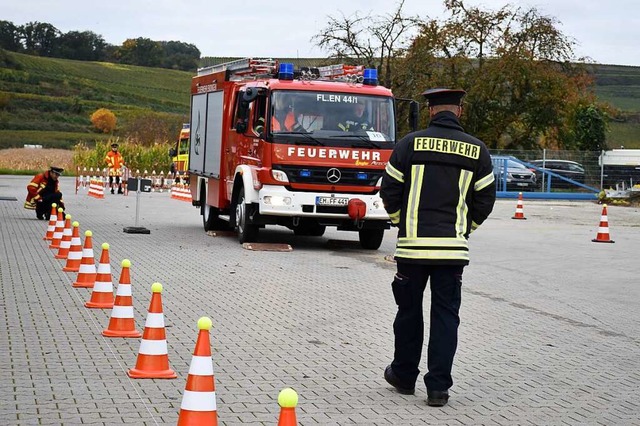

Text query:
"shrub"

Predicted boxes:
[[90, 108, 117, 133]]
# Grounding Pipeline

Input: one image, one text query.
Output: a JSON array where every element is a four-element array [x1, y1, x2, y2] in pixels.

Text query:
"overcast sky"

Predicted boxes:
[[3, 0, 640, 66]]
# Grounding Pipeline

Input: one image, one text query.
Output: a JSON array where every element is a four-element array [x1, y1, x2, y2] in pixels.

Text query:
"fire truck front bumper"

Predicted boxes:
[[258, 185, 389, 220]]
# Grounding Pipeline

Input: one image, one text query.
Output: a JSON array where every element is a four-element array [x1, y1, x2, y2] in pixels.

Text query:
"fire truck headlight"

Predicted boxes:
[[264, 196, 291, 206], [375, 176, 383, 189], [272, 170, 289, 183]]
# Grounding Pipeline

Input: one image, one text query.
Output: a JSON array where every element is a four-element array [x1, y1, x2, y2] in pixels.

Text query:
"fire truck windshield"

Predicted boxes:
[[269, 91, 395, 144]]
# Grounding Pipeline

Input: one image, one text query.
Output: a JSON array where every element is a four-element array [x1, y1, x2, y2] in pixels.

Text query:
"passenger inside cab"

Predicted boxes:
[[271, 94, 299, 132]]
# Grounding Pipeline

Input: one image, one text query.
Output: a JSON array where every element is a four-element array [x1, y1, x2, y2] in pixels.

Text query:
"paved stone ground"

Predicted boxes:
[[1, 175, 639, 425]]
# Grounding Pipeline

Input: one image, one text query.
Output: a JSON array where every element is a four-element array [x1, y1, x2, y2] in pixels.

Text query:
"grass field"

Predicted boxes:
[[0, 148, 74, 174], [0, 50, 190, 150], [0, 130, 112, 149], [607, 122, 640, 149]]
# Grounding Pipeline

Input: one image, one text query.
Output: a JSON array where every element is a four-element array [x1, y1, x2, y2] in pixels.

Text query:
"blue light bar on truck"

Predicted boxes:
[[299, 169, 311, 177], [356, 172, 369, 180], [363, 68, 378, 86], [279, 63, 294, 80]]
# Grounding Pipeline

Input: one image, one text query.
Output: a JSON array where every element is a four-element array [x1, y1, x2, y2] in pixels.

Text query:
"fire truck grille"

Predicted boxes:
[[275, 166, 383, 186]]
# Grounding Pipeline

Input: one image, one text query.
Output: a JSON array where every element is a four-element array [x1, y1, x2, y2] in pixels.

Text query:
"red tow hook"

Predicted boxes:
[[348, 198, 367, 221]]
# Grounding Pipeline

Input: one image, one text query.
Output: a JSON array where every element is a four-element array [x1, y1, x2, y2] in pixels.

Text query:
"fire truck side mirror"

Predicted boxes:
[[243, 87, 258, 102], [409, 101, 419, 131], [235, 99, 250, 133], [235, 120, 248, 134]]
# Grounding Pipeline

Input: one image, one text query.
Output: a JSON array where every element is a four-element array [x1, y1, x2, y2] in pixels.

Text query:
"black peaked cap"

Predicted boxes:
[[50, 166, 64, 174], [422, 88, 466, 106]]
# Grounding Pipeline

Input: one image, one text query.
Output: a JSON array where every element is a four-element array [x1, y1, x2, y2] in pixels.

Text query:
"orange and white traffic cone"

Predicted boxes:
[[62, 222, 82, 272], [73, 230, 96, 287], [277, 388, 299, 426], [55, 214, 73, 259], [102, 259, 141, 337], [49, 208, 65, 249], [44, 203, 58, 241], [592, 204, 615, 243], [85, 243, 114, 309], [512, 192, 526, 220], [178, 317, 218, 426], [128, 282, 177, 379]]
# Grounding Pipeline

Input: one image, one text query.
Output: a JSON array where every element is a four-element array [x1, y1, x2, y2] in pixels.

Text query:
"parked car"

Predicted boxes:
[[491, 155, 537, 191], [529, 159, 585, 188]]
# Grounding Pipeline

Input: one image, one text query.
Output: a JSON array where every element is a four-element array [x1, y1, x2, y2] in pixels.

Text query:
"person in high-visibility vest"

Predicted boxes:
[[271, 94, 304, 132], [24, 166, 65, 220], [104, 143, 125, 194]]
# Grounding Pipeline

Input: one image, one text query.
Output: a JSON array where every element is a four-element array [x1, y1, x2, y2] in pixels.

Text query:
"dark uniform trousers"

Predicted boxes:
[[35, 192, 63, 219], [391, 261, 463, 391], [109, 176, 122, 193]]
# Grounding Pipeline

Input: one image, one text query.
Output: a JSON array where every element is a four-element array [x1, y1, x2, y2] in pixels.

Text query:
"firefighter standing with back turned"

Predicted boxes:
[[105, 143, 125, 194], [380, 88, 496, 407]]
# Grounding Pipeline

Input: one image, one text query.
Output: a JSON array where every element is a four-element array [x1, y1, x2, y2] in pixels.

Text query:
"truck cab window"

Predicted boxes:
[[269, 90, 394, 141]]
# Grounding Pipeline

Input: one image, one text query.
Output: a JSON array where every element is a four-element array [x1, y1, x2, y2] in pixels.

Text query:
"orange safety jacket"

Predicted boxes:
[[272, 112, 296, 131], [105, 151, 125, 176], [25, 171, 60, 208]]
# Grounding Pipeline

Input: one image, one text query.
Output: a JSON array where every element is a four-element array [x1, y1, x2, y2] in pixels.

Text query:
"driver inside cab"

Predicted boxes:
[[337, 98, 373, 132]]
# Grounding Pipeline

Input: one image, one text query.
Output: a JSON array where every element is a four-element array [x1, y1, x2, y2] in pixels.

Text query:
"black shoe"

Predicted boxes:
[[384, 365, 415, 395], [427, 390, 449, 407], [111, 189, 115, 194], [117, 189, 123, 194], [36, 213, 45, 220]]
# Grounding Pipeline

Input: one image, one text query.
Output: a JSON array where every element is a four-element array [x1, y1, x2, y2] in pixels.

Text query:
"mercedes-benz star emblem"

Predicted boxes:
[[326, 168, 341, 183]]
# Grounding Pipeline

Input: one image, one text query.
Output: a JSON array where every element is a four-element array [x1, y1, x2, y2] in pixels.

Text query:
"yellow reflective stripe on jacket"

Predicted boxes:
[[474, 172, 495, 191], [455, 170, 473, 238], [394, 248, 469, 261], [28, 182, 39, 188], [385, 163, 404, 183], [389, 209, 401, 224], [406, 164, 424, 239], [397, 236, 468, 247], [470, 221, 480, 233]]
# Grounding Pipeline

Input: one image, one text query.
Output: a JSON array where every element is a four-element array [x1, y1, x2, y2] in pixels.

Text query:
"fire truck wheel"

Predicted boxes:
[[235, 187, 259, 243], [202, 202, 222, 231], [358, 228, 384, 250], [201, 189, 228, 231]]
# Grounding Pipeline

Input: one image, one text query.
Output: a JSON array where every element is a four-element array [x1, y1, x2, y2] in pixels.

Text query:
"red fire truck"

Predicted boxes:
[[187, 58, 416, 249]]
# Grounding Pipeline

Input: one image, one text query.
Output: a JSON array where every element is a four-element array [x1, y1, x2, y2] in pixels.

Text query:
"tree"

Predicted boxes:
[[159, 41, 200, 71], [395, 0, 599, 149], [574, 104, 608, 151], [21, 22, 60, 56], [0, 20, 22, 51], [56, 31, 107, 61], [117, 38, 163, 67], [312, 0, 418, 87], [91, 108, 117, 133]]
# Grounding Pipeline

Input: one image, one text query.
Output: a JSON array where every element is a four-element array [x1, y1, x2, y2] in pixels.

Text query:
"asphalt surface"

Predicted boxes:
[[1, 175, 639, 425]]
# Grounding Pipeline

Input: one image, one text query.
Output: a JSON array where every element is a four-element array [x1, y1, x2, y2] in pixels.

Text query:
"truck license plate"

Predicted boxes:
[[316, 196, 348, 206]]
